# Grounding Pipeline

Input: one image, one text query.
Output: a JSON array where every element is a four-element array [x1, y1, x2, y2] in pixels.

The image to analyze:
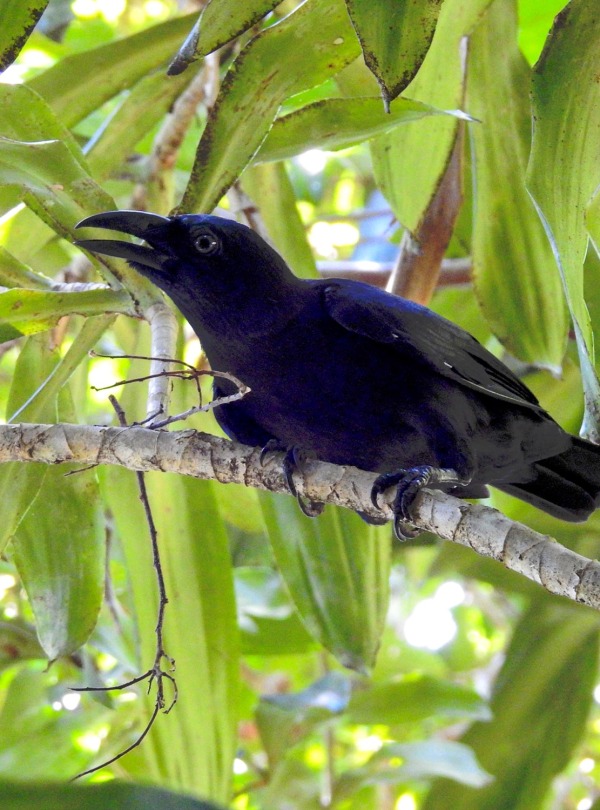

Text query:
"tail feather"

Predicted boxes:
[[495, 436, 600, 522]]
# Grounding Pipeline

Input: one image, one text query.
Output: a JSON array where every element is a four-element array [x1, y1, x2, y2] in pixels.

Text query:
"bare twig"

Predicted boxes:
[[71, 397, 176, 780]]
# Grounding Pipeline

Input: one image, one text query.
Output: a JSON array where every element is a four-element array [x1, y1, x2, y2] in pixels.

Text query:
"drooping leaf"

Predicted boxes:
[[254, 96, 461, 164], [168, 0, 282, 75], [241, 162, 318, 279], [526, 0, 600, 438], [368, 0, 492, 232], [260, 494, 390, 673], [345, 0, 443, 108], [467, 0, 567, 369], [27, 13, 198, 127], [0, 0, 49, 72]]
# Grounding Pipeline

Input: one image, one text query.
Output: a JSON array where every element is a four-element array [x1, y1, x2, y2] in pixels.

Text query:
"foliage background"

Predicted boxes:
[[0, 0, 600, 808]]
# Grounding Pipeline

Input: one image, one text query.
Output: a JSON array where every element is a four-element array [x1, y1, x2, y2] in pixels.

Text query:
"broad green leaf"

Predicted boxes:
[[86, 68, 198, 181], [348, 673, 491, 725], [0, 84, 84, 167], [241, 162, 318, 279], [0, 335, 56, 555], [336, 741, 492, 797], [424, 600, 600, 810], [0, 779, 226, 810], [100, 466, 240, 798], [0, 318, 114, 557], [235, 567, 316, 655], [12, 461, 104, 659], [368, 0, 492, 232], [168, 0, 282, 75], [178, 0, 361, 213], [260, 494, 390, 672], [27, 13, 198, 127], [345, 0, 443, 107], [526, 0, 600, 438], [257, 672, 352, 766], [254, 96, 459, 164], [467, 0, 567, 369], [0, 245, 52, 289], [98, 343, 239, 799], [0, 287, 131, 342], [0, 1, 48, 72]]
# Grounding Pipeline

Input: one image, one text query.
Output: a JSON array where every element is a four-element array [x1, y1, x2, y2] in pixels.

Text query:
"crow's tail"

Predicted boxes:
[[496, 436, 600, 522]]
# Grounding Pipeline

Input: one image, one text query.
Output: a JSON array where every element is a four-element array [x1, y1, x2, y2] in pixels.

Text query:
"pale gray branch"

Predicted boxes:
[[1, 422, 599, 610], [144, 302, 179, 420]]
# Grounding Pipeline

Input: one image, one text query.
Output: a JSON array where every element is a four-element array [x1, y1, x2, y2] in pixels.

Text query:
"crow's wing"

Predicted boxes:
[[323, 279, 544, 413]]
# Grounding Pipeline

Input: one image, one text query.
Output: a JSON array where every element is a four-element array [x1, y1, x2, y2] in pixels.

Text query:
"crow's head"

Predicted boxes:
[[75, 211, 298, 333]]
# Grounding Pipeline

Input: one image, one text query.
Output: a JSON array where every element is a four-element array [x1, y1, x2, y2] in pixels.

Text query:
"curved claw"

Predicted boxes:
[[259, 438, 286, 467], [371, 466, 468, 541], [281, 447, 324, 518]]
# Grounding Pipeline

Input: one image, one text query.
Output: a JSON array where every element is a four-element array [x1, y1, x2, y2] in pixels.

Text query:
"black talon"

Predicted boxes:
[[260, 438, 286, 466], [282, 446, 324, 518], [371, 466, 470, 541]]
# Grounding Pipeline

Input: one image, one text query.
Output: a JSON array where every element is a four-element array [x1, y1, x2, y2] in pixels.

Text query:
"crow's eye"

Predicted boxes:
[[194, 231, 220, 255]]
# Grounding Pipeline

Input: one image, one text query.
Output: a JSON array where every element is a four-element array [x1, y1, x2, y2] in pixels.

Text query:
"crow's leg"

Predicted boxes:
[[371, 466, 470, 540], [260, 441, 324, 517]]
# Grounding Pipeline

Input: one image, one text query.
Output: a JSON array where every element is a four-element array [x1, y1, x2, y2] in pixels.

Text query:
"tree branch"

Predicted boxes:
[[1, 422, 599, 610]]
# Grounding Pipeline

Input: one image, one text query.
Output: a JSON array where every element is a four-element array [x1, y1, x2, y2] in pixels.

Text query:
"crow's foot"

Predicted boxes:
[[371, 466, 469, 540], [259, 441, 324, 518]]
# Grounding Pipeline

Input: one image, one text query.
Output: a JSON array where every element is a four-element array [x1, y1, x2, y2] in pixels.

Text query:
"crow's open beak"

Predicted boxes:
[[74, 210, 172, 271]]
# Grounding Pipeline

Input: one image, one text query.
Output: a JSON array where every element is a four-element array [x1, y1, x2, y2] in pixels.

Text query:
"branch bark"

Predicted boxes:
[[2, 422, 599, 610]]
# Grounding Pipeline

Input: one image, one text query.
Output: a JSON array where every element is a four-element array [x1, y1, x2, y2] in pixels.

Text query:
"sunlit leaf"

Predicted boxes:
[[0, 0, 48, 72], [254, 96, 460, 164], [168, 0, 281, 75], [526, 0, 600, 438], [27, 13, 198, 127], [348, 673, 491, 725], [178, 0, 361, 213], [368, 0, 492, 232], [345, 0, 443, 108], [424, 600, 600, 809], [0, 287, 131, 341], [467, 0, 567, 369]]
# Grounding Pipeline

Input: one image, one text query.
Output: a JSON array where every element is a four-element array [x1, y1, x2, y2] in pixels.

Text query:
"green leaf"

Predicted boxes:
[[348, 673, 491, 725], [86, 68, 198, 181], [235, 567, 316, 656], [254, 96, 457, 164], [168, 0, 282, 75], [0, 779, 227, 810], [0, 318, 114, 555], [12, 462, 104, 659], [241, 162, 318, 279], [260, 495, 390, 672], [423, 600, 600, 810], [345, 0, 443, 107], [257, 672, 352, 766], [369, 0, 492, 232], [467, 0, 567, 369], [0, 1, 48, 72], [337, 740, 492, 797], [0, 245, 52, 290], [526, 0, 600, 437], [27, 13, 198, 127], [178, 0, 361, 213], [0, 287, 131, 341]]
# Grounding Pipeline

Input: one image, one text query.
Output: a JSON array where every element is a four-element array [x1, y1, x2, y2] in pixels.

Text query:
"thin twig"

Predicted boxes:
[[71, 395, 177, 780]]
